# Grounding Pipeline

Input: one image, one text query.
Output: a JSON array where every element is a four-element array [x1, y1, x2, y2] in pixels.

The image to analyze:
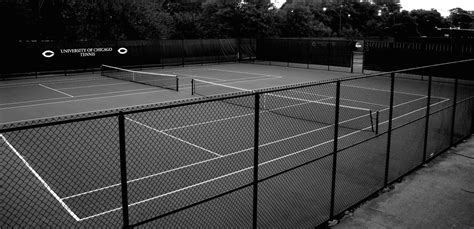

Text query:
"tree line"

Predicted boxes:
[[1, 0, 473, 42]]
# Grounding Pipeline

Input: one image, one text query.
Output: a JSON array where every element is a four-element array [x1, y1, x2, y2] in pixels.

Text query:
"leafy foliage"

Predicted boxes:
[[2, 1, 472, 41]]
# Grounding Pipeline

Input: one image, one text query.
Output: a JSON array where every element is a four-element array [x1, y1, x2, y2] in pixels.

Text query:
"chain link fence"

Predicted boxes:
[[1, 59, 473, 228]]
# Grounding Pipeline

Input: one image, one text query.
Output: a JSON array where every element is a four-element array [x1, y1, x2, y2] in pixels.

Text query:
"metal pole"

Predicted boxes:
[[384, 73, 395, 186], [327, 43, 331, 71], [307, 40, 310, 69], [252, 93, 260, 229], [329, 81, 341, 220], [450, 78, 458, 145], [339, 7, 342, 36], [118, 113, 130, 228], [350, 50, 354, 73], [181, 39, 185, 67], [287, 39, 290, 67], [200, 39, 204, 66], [217, 39, 221, 64], [422, 76, 432, 163], [376, 111, 380, 135], [176, 77, 179, 92]]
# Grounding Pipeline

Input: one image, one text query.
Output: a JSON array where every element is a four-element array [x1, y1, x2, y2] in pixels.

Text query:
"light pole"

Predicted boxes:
[[339, 6, 342, 35], [323, 5, 350, 36]]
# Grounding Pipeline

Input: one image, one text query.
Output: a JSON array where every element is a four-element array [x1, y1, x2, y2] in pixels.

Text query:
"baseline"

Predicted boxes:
[[0, 134, 80, 221]]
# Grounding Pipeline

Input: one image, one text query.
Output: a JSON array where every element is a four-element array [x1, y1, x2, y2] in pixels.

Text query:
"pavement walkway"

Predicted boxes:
[[335, 135, 474, 229]]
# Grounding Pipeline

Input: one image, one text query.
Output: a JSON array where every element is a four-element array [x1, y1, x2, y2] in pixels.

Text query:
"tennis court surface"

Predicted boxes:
[[1, 61, 474, 227]]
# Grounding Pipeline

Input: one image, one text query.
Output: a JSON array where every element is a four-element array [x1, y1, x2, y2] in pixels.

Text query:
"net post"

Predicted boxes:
[[176, 77, 179, 92], [384, 73, 395, 186], [350, 50, 354, 73], [362, 41, 365, 74], [252, 93, 260, 229], [191, 79, 195, 95], [422, 75, 432, 163], [376, 111, 379, 135], [118, 112, 130, 228], [329, 81, 341, 221], [450, 78, 458, 146]]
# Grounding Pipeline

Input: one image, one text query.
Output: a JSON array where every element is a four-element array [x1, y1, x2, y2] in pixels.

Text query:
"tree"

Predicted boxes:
[[389, 10, 419, 38], [239, 3, 280, 38], [409, 9, 445, 37], [279, 4, 331, 37], [0, 1, 38, 42], [61, 1, 172, 41], [170, 12, 202, 39], [448, 8, 473, 29]]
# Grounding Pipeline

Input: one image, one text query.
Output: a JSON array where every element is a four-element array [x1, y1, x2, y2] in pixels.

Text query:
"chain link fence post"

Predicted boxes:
[[119, 112, 130, 228], [422, 75, 432, 163], [329, 81, 341, 222], [384, 73, 395, 186], [252, 93, 260, 229]]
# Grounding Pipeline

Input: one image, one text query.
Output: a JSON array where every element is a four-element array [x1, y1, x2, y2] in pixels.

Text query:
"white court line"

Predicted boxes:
[[55, 82, 132, 90], [0, 76, 103, 88], [342, 84, 442, 99], [0, 134, 80, 221], [161, 91, 335, 132], [75, 95, 450, 221], [293, 90, 389, 108], [39, 84, 74, 98], [207, 68, 283, 78], [175, 72, 225, 81], [61, 96, 338, 201], [0, 88, 157, 107], [0, 75, 280, 112], [181, 72, 278, 83], [0, 77, 282, 126], [0, 87, 164, 111], [62, 93, 387, 201], [126, 117, 222, 157], [61, 94, 449, 221]]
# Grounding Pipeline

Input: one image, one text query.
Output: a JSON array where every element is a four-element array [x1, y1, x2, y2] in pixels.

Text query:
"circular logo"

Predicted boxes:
[[311, 41, 317, 47], [42, 50, 55, 58], [118, 47, 128, 55]]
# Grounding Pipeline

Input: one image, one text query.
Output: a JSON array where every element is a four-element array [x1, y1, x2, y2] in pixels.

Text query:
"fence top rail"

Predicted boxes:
[[0, 90, 255, 133], [2, 58, 472, 132], [340, 58, 474, 83]]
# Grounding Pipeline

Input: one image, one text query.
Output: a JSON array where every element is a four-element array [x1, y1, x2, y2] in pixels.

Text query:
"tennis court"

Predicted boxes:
[[2, 62, 460, 227], [0, 63, 357, 125]]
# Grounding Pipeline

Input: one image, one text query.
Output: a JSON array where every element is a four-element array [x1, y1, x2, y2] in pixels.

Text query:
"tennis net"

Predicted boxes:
[[192, 79, 378, 133], [101, 64, 179, 91]]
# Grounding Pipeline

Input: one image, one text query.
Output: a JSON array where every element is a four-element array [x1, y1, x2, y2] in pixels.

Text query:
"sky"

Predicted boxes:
[[271, 0, 474, 17], [400, 0, 474, 17]]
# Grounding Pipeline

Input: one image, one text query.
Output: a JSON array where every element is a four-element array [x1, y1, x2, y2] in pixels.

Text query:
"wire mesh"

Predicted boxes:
[[333, 132, 388, 215], [257, 155, 333, 228], [124, 94, 255, 226], [1, 59, 473, 228], [1, 116, 123, 228]]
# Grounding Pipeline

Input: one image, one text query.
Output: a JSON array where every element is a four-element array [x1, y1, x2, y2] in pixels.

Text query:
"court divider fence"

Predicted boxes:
[[363, 40, 474, 77], [1, 59, 473, 228], [1, 38, 358, 79]]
